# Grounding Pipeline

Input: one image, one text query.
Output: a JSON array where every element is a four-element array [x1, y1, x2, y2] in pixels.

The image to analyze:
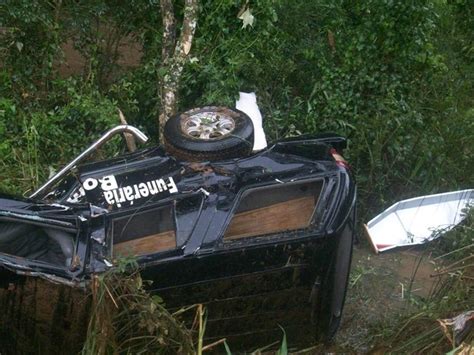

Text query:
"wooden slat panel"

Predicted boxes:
[[224, 196, 315, 240], [113, 230, 176, 257]]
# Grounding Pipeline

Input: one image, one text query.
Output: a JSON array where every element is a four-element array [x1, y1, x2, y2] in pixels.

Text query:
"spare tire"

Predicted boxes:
[[163, 106, 254, 161]]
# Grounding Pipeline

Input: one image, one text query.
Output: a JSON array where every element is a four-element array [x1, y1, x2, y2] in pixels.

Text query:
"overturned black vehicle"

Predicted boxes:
[[0, 107, 356, 346]]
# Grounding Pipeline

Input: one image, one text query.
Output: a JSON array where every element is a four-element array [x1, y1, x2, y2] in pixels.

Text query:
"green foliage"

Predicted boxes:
[[276, 326, 288, 355], [0, 78, 121, 193], [0, 0, 472, 210], [44, 80, 122, 157], [178, 0, 473, 212], [0, 1, 61, 92], [374, 209, 474, 353], [82, 263, 195, 354], [433, 208, 474, 260]]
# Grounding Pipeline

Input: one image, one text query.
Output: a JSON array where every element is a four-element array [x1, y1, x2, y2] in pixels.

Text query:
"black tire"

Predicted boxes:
[[163, 106, 254, 161]]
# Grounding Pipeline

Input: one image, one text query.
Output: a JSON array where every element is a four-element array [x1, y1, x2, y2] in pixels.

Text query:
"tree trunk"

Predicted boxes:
[[159, 0, 199, 141]]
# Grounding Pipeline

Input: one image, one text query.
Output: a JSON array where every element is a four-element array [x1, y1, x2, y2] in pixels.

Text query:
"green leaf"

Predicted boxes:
[[276, 326, 287, 355], [15, 41, 23, 52], [135, 275, 143, 289], [223, 340, 232, 355], [152, 295, 163, 304]]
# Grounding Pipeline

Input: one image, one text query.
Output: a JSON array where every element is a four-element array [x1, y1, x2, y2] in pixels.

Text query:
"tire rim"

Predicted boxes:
[[181, 111, 236, 140]]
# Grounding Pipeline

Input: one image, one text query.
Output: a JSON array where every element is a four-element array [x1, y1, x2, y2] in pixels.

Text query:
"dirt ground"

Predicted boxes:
[[337, 245, 438, 351], [291, 243, 441, 353]]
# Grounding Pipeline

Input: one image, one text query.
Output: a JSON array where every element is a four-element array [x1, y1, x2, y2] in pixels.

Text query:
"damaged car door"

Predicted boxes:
[[0, 195, 93, 286]]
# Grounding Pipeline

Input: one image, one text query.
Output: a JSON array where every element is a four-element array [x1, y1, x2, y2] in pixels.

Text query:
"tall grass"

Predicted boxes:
[[80, 258, 292, 354], [376, 209, 474, 353], [81, 259, 195, 354]]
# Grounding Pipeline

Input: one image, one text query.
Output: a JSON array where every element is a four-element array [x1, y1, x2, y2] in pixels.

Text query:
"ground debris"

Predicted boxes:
[[438, 310, 474, 347]]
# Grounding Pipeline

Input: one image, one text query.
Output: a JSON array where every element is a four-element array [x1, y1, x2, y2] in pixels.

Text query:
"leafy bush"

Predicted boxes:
[[0, 79, 122, 193], [0, 0, 472, 211], [177, 0, 473, 211]]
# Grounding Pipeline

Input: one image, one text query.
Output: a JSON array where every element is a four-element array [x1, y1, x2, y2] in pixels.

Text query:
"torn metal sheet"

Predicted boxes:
[[365, 189, 474, 253]]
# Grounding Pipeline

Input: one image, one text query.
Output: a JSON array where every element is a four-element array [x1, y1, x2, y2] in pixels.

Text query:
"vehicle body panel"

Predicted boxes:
[[0, 133, 356, 343]]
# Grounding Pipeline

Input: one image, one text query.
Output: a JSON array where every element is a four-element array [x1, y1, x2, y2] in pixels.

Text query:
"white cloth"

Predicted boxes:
[[235, 92, 268, 151]]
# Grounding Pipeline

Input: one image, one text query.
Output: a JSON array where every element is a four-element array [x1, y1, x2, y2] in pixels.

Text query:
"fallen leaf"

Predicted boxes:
[[238, 8, 254, 29]]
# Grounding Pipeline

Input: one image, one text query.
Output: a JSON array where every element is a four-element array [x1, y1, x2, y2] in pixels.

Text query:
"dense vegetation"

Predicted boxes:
[[0, 0, 473, 352], [1, 0, 472, 204]]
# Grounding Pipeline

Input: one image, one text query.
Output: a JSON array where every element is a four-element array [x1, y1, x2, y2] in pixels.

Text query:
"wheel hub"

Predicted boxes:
[[181, 111, 236, 140]]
